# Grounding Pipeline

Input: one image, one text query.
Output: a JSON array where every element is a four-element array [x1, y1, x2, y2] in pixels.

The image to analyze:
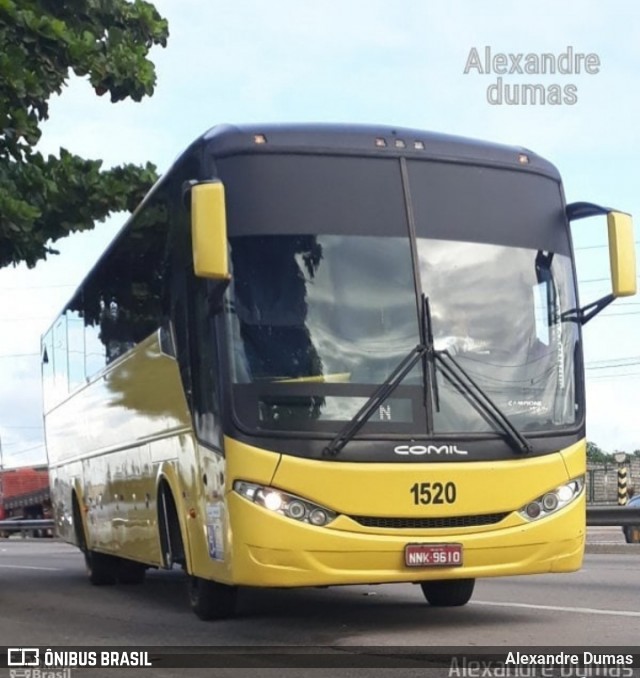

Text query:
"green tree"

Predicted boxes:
[[0, 0, 168, 268], [586, 440, 610, 463]]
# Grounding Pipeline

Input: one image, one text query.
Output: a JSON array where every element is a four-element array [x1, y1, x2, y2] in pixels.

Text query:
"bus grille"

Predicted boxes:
[[349, 512, 508, 529]]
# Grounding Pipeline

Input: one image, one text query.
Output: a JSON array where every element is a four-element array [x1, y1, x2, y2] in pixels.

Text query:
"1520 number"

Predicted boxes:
[[410, 481, 457, 505]]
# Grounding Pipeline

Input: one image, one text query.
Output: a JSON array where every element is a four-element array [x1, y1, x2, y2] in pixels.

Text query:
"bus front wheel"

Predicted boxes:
[[188, 576, 237, 621], [420, 578, 475, 607]]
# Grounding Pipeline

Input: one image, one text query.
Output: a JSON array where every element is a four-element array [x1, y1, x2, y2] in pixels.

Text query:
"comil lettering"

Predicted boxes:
[[394, 444, 469, 456]]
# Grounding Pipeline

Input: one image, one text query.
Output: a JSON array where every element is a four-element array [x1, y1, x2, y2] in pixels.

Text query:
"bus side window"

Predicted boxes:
[[85, 319, 105, 379], [66, 308, 85, 391], [42, 329, 55, 411], [52, 315, 68, 401]]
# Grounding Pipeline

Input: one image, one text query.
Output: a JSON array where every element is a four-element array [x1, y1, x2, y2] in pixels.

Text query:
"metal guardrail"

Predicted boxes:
[[586, 506, 640, 526]]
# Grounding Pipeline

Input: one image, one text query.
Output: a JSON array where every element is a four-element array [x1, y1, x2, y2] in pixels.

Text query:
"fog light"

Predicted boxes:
[[525, 502, 541, 519], [309, 509, 329, 526], [542, 493, 559, 512], [286, 500, 306, 520]]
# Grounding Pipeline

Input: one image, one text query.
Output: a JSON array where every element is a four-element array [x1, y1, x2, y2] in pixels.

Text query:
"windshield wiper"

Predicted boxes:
[[324, 296, 436, 457], [323, 296, 532, 457], [322, 342, 428, 457], [433, 350, 532, 454]]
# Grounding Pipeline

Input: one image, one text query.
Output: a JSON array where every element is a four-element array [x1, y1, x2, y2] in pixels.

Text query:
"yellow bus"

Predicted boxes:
[[42, 124, 636, 619]]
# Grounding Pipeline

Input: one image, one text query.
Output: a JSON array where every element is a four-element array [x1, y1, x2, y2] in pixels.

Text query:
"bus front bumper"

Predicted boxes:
[[225, 493, 585, 587]]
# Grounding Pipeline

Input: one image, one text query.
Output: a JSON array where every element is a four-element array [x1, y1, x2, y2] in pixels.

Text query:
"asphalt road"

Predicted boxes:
[[0, 532, 638, 677]]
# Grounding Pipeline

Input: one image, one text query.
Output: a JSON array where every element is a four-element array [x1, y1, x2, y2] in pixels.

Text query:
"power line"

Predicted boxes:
[[0, 283, 75, 291], [0, 353, 40, 359], [0, 317, 50, 323], [586, 356, 640, 369], [575, 241, 640, 251], [7, 443, 45, 456], [0, 440, 36, 447], [587, 355, 640, 365], [587, 362, 640, 371], [589, 372, 640, 381], [579, 276, 640, 283]]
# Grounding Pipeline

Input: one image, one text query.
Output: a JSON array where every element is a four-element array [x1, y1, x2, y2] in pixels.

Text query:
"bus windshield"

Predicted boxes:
[[218, 154, 580, 439], [421, 239, 578, 433], [226, 233, 421, 430]]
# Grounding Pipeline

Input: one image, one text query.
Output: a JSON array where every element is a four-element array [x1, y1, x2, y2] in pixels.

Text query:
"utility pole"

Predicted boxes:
[[614, 451, 629, 505]]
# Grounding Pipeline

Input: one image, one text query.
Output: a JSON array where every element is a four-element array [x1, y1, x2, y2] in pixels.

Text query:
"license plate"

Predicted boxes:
[[404, 543, 463, 567]]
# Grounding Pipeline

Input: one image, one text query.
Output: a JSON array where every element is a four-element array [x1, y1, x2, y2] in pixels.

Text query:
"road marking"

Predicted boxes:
[[0, 564, 60, 571], [473, 600, 640, 617]]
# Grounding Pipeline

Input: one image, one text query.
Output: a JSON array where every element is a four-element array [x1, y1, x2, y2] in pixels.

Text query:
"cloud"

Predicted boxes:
[[1, 0, 639, 464], [587, 381, 640, 453], [0, 355, 45, 468]]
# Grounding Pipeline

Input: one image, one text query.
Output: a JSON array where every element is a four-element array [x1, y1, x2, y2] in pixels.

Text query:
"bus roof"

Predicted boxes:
[[198, 123, 561, 179], [41, 123, 562, 338]]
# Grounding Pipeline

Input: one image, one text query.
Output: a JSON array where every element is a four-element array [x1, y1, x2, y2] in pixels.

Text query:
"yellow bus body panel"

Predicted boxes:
[[46, 332, 194, 568]]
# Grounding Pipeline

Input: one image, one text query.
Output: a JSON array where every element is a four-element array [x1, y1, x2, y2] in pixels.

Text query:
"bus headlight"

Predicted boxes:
[[233, 481, 337, 527], [518, 477, 584, 522], [263, 490, 283, 512]]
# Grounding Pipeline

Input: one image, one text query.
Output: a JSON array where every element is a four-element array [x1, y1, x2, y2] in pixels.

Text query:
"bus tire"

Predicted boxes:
[[188, 576, 237, 621], [85, 551, 118, 586], [420, 578, 475, 607], [117, 559, 146, 585]]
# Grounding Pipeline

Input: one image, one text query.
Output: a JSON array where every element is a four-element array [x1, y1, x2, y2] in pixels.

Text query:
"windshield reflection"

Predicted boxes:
[[227, 235, 418, 386], [225, 234, 579, 436], [418, 239, 579, 432]]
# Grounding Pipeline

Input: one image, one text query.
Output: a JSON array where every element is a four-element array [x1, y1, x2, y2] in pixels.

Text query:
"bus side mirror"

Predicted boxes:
[[191, 181, 231, 280], [566, 202, 636, 324], [607, 211, 636, 298]]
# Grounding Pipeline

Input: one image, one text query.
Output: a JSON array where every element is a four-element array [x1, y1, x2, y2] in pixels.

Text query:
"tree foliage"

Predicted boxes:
[[587, 442, 640, 464], [586, 441, 610, 464], [0, 0, 168, 268]]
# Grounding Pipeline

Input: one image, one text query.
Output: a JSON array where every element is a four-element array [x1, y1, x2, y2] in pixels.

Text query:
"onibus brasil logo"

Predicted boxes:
[[7, 649, 70, 678], [6, 647, 152, 673]]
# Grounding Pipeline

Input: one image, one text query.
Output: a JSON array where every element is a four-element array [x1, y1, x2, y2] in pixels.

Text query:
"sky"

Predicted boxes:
[[1, 0, 639, 468]]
